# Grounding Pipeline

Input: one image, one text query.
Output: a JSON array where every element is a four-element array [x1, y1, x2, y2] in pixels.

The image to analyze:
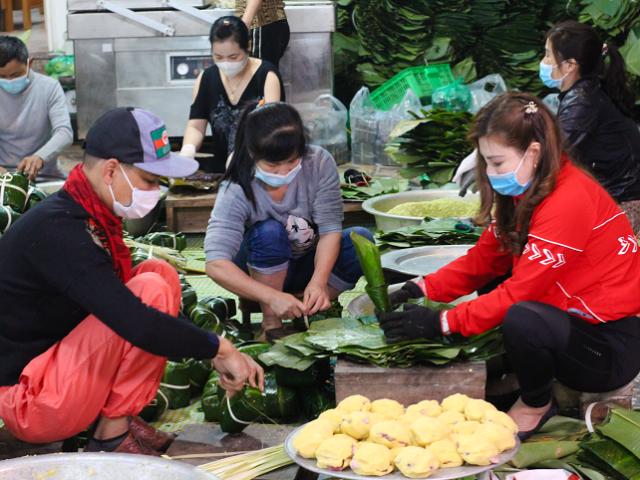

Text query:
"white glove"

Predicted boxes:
[[453, 148, 478, 184], [180, 143, 197, 158]]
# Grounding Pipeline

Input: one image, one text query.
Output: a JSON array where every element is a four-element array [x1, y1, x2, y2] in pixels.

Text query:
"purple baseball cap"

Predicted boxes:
[[84, 107, 198, 178]]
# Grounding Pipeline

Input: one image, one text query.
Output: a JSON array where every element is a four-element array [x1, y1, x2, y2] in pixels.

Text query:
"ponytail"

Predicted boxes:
[[223, 100, 261, 207], [601, 44, 635, 118]]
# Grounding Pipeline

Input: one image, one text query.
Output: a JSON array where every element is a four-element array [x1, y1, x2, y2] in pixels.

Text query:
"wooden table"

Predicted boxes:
[[165, 191, 374, 234], [1, 0, 43, 31]]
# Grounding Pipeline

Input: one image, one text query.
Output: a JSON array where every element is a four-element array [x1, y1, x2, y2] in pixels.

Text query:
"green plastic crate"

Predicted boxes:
[[370, 64, 455, 111]]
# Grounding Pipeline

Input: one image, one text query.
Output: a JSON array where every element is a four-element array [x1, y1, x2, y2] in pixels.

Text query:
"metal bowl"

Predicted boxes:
[[0, 452, 217, 480], [361, 190, 479, 232]]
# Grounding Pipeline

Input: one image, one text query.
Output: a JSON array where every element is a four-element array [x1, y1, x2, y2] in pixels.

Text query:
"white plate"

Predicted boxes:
[[381, 245, 473, 277], [285, 426, 520, 480]]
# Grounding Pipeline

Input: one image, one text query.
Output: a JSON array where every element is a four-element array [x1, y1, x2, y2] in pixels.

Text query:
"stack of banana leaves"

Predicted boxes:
[[376, 218, 483, 250], [341, 177, 409, 201], [353, 1, 432, 87], [259, 316, 503, 372], [201, 343, 334, 433], [0, 171, 47, 234], [493, 409, 640, 479], [386, 109, 474, 185]]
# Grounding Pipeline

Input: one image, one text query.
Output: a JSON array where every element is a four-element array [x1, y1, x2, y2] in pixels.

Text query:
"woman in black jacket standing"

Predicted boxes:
[[541, 20, 640, 230]]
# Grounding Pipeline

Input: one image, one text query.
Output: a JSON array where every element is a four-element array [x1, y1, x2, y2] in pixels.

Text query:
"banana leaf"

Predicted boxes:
[[262, 372, 299, 419], [0, 205, 21, 233], [0, 171, 29, 213], [377, 218, 482, 251], [597, 408, 640, 460], [300, 386, 336, 420], [341, 178, 409, 201], [350, 232, 391, 313], [160, 360, 192, 409], [510, 441, 580, 468], [579, 436, 640, 480]]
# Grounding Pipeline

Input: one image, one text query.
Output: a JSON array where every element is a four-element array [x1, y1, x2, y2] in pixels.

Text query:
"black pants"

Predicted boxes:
[[503, 301, 640, 407], [250, 19, 290, 69]]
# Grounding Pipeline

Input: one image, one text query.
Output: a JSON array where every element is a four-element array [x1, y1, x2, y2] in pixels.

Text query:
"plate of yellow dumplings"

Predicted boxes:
[[284, 394, 520, 479]]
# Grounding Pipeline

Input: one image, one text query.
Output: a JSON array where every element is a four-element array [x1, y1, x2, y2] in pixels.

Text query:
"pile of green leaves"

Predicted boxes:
[[353, 1, 432, 87], [376, 218, 483, 250], [386, 109, 474, 184], [496, 409, 640, 480], [341, 177, 409, 201], [258, 317, 504, 371]]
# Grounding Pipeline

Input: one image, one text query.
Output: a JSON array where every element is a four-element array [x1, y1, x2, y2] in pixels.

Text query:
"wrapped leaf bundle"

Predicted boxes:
[[0, 171, 29, 213], [350, 232, 391, 313], [189, 304, 224, 335], [220, 386, 265, 433], [137, 231, 187, 251], [0, 205, 21, 233], [139, 390, 169, 423], [26, 186, 47, 211], [186, 358, 212, 397], [201, 371, 224, 422], [262, 372, 299, 419], [199, 295, 237, 321], [160, 360, 192, 409]]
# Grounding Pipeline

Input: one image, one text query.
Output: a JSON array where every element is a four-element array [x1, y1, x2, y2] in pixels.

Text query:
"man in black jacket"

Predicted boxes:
[[0, 107, 262, 455]]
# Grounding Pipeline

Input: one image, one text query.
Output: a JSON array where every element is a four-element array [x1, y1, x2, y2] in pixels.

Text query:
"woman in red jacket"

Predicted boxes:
[[380, 92, 640, 438]]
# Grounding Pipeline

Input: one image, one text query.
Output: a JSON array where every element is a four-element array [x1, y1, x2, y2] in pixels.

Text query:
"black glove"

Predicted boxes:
[[377, 304, 441, 344], [458, 169, 477, 197], [388, 281, 424, 308]]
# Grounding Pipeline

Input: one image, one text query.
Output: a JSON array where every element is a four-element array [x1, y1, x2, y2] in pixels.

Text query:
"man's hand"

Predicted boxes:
[[303, 281, 331, 316], [388, 281, 424, 308], [377, 304, 441, 344], [17, 155, 44, 180], [212, 338, 264, 397], [267, 291, 306, 320]]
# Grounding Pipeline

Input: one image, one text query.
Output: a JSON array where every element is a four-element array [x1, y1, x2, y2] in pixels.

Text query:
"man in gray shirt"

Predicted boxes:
[[0, 36, 73, 179]]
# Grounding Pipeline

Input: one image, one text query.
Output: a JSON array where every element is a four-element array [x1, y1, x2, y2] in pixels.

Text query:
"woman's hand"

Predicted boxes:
[[303, 281, 332, 316], [267, 291, 306, 320], [212, 338, 264, 397]]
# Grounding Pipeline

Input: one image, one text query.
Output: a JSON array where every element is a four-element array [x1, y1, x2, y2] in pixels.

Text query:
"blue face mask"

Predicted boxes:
[[255, 162, 302, 188], [0, 69, 30, 95], [539, 61, 566, 90], [487, 153, 532, 196]]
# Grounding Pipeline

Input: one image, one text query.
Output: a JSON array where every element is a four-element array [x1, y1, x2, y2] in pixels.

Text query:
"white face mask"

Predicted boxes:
[[109, 165, 162, 219], [216, 55, 248, 78]]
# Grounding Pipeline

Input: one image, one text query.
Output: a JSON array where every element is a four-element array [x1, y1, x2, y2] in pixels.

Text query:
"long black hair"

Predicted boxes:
[[209, 16, 249, 50], [223, 101, 307, 207], [547, 20, 635, 117]]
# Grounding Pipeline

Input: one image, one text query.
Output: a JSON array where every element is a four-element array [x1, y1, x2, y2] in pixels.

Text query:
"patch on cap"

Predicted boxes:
[[150, 126, 171, 159]]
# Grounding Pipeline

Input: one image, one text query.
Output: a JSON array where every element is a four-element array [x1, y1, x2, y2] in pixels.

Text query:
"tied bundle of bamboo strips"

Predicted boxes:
[[197, 445, 293, 480]]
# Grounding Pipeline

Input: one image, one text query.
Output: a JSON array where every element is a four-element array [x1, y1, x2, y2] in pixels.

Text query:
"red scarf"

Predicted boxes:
[[63, 164, 133, 282]]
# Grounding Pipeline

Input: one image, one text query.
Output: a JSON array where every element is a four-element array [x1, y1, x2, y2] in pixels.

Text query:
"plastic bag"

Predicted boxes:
[[432, 78, 472, 112], [45, 55, 75, 79], [349, 87, 421, 166], [468, 74, 507, 114], [297, 94, 349, 164]]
